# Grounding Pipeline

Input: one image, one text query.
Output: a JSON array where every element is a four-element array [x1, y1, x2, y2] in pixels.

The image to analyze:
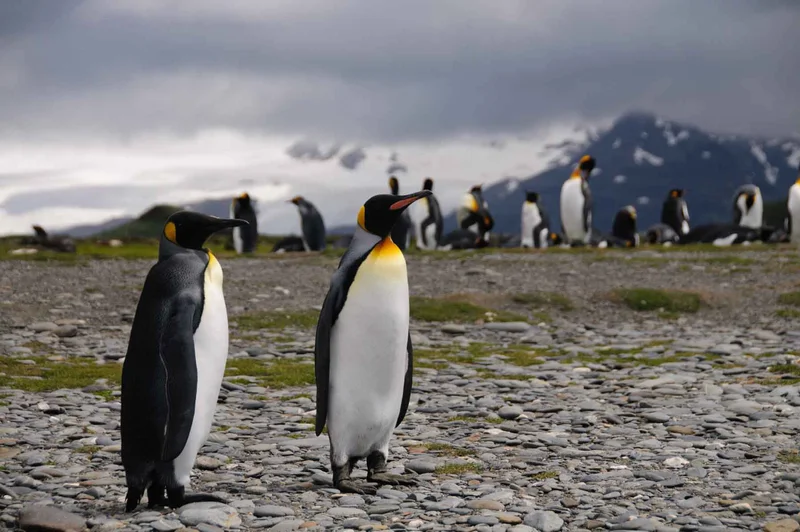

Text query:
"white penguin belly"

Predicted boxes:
[[172, 255, 229, 486], [328, 246, 409, 464], [423, 223, 437, 249], [232, 227, 243, 254], [789, 185, 800, 243], [521, 203, 540, 248], [560, 179, 586, 242]]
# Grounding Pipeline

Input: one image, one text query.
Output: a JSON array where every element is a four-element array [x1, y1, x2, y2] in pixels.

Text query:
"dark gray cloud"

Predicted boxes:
[[0, 0, 798, 142]]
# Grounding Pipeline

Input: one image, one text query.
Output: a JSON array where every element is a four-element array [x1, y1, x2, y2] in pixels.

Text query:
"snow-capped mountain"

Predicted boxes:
[[464, 111, 800, 235]]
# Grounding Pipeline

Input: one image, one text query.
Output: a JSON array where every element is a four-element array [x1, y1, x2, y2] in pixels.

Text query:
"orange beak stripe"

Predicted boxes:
[[390, 197, 420, 210]]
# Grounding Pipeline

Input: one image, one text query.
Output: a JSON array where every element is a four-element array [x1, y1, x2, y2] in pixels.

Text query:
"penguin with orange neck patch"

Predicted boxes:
[[315, 190, 430, 494], [559, 155, 595, 245], [122, 212, 248, 511]]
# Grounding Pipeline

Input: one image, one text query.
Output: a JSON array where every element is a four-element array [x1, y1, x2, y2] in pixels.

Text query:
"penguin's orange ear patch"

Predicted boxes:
[[390, 197, 418, 210], [164, 222, 177, 243]]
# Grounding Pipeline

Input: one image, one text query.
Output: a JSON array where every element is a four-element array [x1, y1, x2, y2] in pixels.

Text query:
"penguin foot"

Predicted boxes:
[[336, 479, 378, 495], [167, 487, 228, 508], [125, 489, 144, 513], [146, 484, 169, 509], [367, 472, 417, 486]]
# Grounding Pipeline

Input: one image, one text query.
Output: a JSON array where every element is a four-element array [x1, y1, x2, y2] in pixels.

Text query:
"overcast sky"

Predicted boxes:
[[1, 0, 799, 234]]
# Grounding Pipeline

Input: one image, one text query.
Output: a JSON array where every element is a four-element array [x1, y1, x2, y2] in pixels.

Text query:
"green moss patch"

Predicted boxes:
[[422, 443, 476, 457], [410, 296, 525, 323], [435, 463, 483, 475], [226, 358, 315, 389], [778, 292, 800, 307], [610, 288, 703, 313], [233, 309, 319, 331], [0, 357, 121, 393]]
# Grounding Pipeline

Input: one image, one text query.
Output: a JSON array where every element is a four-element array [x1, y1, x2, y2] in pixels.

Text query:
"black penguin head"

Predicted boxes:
[[289, 196, 304, 206], [234, 193, 252, 209], [423, 178, 434, 191], [357, 191, 432, 238], [388, 176, 400, 195], [612, 206, 638, 243], [32, 225, 48, 239], [470, 184, 483, 194], [737, 185, 759, 211], [162, 211, 248, 251], [525, 191, 539, 203], [578, 155, 596, 178], [668, 188, 685, 199]]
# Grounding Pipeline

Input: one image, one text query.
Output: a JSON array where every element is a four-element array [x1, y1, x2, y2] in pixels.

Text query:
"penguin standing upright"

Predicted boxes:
[[230, 193, 259, 254], [520, 192, 550, 249], [290, 196, 327, 251], [611, 206, 639, 247], [388, 177, 412, 251], [788, 170, 800, 243], [732, 185, 763, 229], [315, 190, 431, 494], [121, 212, 248, 511], [413, 178, 443, 250], [661, 189, 690, 236], [559, 155, 594, 245]]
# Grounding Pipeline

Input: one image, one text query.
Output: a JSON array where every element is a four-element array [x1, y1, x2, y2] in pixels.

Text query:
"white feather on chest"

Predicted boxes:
[[328, 240, 409, 461], [560, 178, 587, 241], [521, 202, 541, 248], [171, 253, 229, 486]]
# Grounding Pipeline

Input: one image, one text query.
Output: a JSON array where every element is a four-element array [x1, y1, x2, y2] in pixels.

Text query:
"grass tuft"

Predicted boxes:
[[423, 443, 476, 457], [234, 309, 319, 331], [778, 450, 800, 464], [778, 292, 800, 307], [531, 471, 559, 480], [777, 309, 800, 319], [610, 288, 702, 313]]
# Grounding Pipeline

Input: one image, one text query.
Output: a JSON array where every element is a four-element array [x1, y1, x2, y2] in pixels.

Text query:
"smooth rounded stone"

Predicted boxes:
[[267, 519, 306, 532], [178, 502, 242, 528], [195, 456, 224, 470], [54, 325, 78, 338], [467, 499, 505, 511], [405, 459, 437, 474], [29, 322, 59, 332], [468, 515, 500, 526], [18, 505, 87, 532], [150, 519, 183, 532], [642, 412, 670, 423], [338, 495, 366, 507], [764, 519, 800, 532], [523, 511, 564, 532], [663, 456, 689, 468], [497, 513, 523, 525], [484, 322, 530, 333], [327, 507, 366, 518], [242, 400, 266, 410], [367, 503, 401, 514], [441, 324, 468, 334], [423, 497, 465, 511], [577, 400, 604, 411], [498, 406, 523, 420], [196, 524, 225, 532], [509, 526, 534, 532], [255, 505, 296, 517], [609, 517, 660, 530]]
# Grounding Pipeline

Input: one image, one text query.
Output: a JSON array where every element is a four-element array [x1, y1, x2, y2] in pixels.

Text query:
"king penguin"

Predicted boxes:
[[661, 189, 690, 236], [121, 211, 248, 511], [456, 185, 494, 240], [289, 196, 327, 251], [732, 185, 763, 229], [388, 176, 412, 251], [414, 178, 443, 250], [520, 192, 550, 249], [559, 155, 594, 245], [611, 206, 639, 247], [230, 193, 259, 254], [315, 190, 431, 494], [788, 169, 800, 243]]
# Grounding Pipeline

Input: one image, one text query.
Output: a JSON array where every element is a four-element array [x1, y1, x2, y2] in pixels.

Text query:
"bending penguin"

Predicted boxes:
[[314, 190, 431, 494], [444, 185, 494, 248], [121, 211, 248, 511], [788, 170, 800, 243], [230, 193, 259, 253], [661, 189, 690, 236], [520, 191, 550, 249], [388, 176, 412, 251], [559, 155, 595, 245], [732, 185, 763, 229], [610, 206, 639, 247], [274, 196, 327, 252], [413, 178, 443, 250]]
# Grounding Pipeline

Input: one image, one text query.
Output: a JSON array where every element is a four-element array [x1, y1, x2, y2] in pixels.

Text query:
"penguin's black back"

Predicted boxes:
[[233, 200, 258, 252], [121, 249, 208, 490]]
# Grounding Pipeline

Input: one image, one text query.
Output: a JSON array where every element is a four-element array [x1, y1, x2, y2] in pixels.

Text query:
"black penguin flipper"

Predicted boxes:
[[159, 296, 201, 461], [581, 182, 593, 234], [396, 332, 413, 427], [314, 252, 369, 436]]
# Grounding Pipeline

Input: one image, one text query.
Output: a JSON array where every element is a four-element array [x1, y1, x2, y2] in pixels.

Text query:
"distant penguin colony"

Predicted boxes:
[[121, 211, 248, 511]]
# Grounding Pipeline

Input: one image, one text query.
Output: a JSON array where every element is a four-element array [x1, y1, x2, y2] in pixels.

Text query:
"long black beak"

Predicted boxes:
[[390, 190, 432, 211]]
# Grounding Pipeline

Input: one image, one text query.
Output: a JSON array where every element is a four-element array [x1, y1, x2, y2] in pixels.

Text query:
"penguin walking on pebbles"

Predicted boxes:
[[559, 155, 595, 245], [314, 190, 430, 494], [121, 211, 248, 511], [520, 192, 550, 249], [230, 193, 259, 254]]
